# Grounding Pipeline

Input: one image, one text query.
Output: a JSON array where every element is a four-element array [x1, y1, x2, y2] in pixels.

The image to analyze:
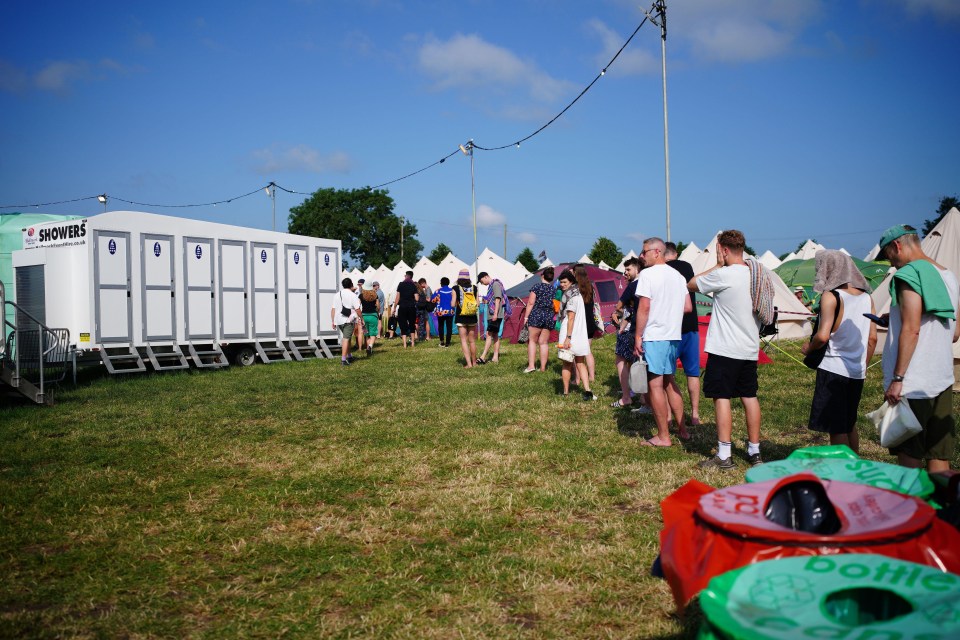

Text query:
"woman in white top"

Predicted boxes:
[[801, 251, 877, 454], [557, 269, 595, 400]]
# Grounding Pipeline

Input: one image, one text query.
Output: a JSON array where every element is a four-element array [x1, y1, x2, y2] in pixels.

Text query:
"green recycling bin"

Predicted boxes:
[[746, 452, 934, 502], [698, 554, 960, 639]]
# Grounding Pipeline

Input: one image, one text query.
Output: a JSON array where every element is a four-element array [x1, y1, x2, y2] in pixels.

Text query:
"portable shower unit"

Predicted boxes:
[[12, 211, 342, 373]]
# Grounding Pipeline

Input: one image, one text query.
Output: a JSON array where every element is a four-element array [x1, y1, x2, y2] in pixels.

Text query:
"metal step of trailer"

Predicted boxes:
[[187, 343, 228, 369], [144, 344, 190, 371], [317, 336, 337, 359], [287, 338, 322, 361], [0, 365, 46, 404], [100, 345, 147, 374], [255, 341, 292, 363]]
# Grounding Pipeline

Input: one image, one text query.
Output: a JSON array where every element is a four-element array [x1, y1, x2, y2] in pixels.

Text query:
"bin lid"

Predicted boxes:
[[696, 473, 933, 544]]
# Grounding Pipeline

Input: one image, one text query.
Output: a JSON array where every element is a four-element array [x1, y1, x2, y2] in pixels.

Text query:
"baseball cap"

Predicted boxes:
[[879, 225, 917, 251]]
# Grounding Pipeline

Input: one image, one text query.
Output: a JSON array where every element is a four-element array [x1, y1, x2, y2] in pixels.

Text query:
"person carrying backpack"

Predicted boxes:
[[477, 272, 509, 364], [432, 277, 456, 348], [453, 268, 479, 367]]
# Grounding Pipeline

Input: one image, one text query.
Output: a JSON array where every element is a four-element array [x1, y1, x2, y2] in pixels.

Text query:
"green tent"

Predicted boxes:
[[1, 212, 81, 338], [774, 256, 890, 304]]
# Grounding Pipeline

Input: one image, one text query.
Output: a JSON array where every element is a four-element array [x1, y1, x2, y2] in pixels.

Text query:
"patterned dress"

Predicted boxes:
[[526, 282, 557, 329]]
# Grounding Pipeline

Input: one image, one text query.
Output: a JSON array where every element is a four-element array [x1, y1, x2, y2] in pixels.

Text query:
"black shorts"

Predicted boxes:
[[808, 368, 864, 435], [487, 318, 502, 335], [703, 353, 758, 399]]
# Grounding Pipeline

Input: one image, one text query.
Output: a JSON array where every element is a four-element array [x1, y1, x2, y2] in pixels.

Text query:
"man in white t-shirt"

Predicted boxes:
[[687, 230, 762, 470], [634, 237, 692, 447], [331, 277, 361, 366], [878, 224, 959, 473]]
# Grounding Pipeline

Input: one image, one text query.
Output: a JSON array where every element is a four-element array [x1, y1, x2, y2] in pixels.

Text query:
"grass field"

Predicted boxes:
[[2, 335, 958, 638]]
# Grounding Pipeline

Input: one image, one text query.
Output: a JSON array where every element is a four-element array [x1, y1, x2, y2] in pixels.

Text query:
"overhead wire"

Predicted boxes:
[[108, 186, 268, 208], [472, 13, 652, 152], [0, 9, 656, 208], [0, 195, 101, 210]]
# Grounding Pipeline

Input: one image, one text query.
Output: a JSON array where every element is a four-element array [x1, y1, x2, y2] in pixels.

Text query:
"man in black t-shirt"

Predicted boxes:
[[392, 270, 420, 348], [665, 242, 702, 426], [612, 258, 642, 408]]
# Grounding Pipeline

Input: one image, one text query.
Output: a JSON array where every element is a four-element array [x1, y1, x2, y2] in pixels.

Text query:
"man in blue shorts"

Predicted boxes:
[[634, 237, 692, 447], [665, 242, 702, 426], [688, 230, 763, 470]]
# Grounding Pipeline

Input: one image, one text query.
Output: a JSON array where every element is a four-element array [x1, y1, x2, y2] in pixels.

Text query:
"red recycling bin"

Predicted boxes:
[[659, 473, 960, 613]]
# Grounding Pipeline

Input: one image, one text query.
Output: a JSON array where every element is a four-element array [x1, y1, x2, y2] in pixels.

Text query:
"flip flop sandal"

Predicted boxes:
[[640, 437, 672, 448], [610, 399, 632, 409], [476, 357, 487, 365]]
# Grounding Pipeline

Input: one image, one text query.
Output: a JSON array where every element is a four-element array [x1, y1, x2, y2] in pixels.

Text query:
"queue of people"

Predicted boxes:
[[332, 224, 957, 474]]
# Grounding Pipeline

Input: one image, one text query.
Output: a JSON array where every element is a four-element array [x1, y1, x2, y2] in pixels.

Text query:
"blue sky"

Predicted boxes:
[[2, 0, 958, 266]]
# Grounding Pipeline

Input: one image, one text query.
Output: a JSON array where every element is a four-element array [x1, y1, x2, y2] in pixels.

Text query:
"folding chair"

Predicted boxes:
[[759, 306, 779, 352]]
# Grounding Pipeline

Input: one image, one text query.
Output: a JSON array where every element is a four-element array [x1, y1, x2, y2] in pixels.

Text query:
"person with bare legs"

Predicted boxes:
[[611, 258, 641, 408], [664, 242, 702, 427], [557, 269, 594, 400], [521, 267, 556, 373], [688, 230, 763, 469], [453, 269, 479, 368], [877, 225, 958, 473], [801, 250, 877, 454], [359, 282, 381, 357], [477, 272, 505, 365], [573, 264, 597, 384], [393, 270, 419, 348], [331, 277, 361, 366], [633, 238, 691, 446]]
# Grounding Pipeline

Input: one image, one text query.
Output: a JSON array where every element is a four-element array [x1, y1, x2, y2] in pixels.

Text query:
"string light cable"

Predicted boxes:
[[0, 195, 102, 210], [0, 186, 271, 211], [472, 8, 654, 151], [108, 186, 267, 208]]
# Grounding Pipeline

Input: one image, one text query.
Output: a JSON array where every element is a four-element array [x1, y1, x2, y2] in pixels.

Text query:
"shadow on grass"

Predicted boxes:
[[652, 598, 704, 640]]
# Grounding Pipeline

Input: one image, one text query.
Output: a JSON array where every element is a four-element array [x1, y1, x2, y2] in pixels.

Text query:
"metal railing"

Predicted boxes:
[[1, 281, 70, 401]]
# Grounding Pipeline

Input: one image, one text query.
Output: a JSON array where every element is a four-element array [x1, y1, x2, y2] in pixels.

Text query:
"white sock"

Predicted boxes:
[[747, 441, 761, 456], [718, 441, 732, 460]]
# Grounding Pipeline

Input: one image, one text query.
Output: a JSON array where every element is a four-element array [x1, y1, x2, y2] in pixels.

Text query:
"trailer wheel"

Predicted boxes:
[[234, 346, 256, 367]]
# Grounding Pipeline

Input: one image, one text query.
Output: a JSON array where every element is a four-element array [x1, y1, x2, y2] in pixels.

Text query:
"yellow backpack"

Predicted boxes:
[[459, 285, 478, 315]]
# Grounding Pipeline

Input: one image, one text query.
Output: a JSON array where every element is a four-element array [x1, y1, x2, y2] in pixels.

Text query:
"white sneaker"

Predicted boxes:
[[630, 405, 653, 415]]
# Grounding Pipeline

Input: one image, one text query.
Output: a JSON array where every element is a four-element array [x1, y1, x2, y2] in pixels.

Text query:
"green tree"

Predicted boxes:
[[923, 195, 958, 236], [588, 237, 623, 267], [288, 187, 422, 267], [515, 247, 539, 272], [675, 241, 688, 255], [428, 242, 453, 263]]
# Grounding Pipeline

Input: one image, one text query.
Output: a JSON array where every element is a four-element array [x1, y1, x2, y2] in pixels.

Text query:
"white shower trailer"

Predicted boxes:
[[12, 211, 343, 373]]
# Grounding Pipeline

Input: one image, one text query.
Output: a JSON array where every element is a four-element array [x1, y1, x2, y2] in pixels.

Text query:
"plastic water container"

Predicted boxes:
[[629, 358, 647, 394]]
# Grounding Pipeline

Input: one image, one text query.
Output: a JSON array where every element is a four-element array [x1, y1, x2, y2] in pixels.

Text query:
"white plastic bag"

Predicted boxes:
[[629, 359, 648, 394], [866, 399, 923, 448]]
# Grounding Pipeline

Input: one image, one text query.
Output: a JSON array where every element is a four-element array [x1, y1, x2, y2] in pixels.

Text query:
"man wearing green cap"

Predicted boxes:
[[879, 224, 960, 472]]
